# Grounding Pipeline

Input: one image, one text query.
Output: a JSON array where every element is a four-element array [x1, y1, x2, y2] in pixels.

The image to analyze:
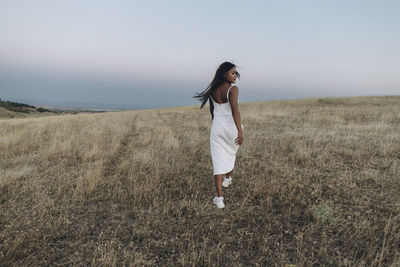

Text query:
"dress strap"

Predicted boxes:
[[226, 85, 234, 102]]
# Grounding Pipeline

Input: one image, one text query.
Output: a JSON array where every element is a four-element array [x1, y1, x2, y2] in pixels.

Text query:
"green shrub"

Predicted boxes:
[[311, 204, 334, 225], [36, 107, 52, 113]]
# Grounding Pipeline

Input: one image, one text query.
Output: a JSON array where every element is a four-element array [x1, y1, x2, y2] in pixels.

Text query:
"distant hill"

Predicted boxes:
[[0, 99, 113, 119], [0, 99, 56, 118]]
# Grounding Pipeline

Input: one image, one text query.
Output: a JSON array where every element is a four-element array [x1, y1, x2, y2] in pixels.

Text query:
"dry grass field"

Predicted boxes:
[[1, 96, 399, 266]]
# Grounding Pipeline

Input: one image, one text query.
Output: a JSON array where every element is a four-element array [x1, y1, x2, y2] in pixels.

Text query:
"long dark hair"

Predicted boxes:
[[193, 62, 240, 119]]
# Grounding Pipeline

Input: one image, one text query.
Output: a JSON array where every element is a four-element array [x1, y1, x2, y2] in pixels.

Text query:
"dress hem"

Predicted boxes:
[[213, 167, 234, 176]]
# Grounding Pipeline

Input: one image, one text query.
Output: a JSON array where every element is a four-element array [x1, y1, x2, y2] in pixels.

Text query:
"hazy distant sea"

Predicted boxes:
[[13, 99, 179, 111]]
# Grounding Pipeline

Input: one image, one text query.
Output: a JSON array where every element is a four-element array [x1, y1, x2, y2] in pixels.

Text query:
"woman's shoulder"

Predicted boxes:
[[229, 84, 239, 92]]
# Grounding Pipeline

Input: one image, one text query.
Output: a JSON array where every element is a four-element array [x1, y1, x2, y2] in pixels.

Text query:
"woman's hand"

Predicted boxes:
[[235, 131, 243, 146]]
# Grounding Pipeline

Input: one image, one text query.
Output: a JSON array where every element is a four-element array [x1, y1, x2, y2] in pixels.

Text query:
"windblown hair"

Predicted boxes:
[[193, 62, 240, 119]]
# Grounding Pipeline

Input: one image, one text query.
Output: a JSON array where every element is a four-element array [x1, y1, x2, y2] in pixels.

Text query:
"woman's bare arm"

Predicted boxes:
[[229, 86, 243, 145]]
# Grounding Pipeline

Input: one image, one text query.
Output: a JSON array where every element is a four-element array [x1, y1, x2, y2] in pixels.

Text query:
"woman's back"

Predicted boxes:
[[210, 84, 238, 118], [211, 84, 232, 104]]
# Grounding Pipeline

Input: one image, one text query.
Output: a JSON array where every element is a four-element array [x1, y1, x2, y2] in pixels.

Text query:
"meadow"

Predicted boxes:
[[0, 96, 399, 266]]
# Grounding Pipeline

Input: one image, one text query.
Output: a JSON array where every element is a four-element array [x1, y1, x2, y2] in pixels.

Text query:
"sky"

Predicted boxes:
[[0, 0, 399, 109]]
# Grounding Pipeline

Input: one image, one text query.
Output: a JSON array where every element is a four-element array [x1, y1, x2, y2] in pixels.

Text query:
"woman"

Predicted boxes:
[[193, 62, 244, 209]]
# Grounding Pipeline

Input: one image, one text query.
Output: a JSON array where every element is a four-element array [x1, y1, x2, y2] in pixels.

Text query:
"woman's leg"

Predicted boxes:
[[214, 174, 224, 197], [225, 169, 232, 178]]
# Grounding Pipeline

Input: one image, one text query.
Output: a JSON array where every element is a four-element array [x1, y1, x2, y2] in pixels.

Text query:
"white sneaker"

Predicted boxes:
[[213, 196, 225, 208], [222, 176, 232, 188]]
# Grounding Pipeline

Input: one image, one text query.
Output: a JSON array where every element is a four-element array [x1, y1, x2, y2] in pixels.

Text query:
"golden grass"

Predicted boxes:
[[1, 96, 400, 265]]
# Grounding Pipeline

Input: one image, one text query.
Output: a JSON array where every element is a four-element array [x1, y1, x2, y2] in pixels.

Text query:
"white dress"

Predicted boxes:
[[210, 84, 244, 175]]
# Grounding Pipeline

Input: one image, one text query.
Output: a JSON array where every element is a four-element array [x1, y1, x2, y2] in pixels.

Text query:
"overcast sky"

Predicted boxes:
[[0, 0, 399, 109]]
